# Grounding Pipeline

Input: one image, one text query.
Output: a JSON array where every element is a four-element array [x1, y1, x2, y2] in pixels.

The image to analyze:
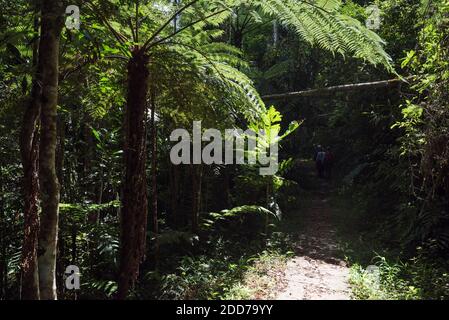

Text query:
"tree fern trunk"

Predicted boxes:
[[37, 0, 63, 300], [117, 49, 150, 300], [233, 31, 243, 49]]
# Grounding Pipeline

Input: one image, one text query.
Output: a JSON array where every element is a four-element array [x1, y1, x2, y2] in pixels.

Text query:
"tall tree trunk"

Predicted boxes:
[[191, 165, 203, 234], [150, 91, 159, 268], [55, 117, 65, 294], [37, 0, 63, 300], [20, 4, 41, 300], [117, 49, 150, 300], [20, 100, 41, 300], [0, 168, 7, 299]]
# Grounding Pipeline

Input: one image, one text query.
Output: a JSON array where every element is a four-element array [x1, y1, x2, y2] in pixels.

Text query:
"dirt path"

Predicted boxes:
[[276, 171, 351, 300]]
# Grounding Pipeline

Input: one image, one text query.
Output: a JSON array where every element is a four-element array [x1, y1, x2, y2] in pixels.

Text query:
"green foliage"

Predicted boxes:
[[248, 105, 300, 147], [350, 257, 421, 300], [159, 253, 249, 299], [229, 250, 289, 300], [350, 252, 449, 300], [391, 101, 425, 155], [393, 0, 449, 248], [152, 40, 266, 125], [58, 201, 121, 299], [202, 205, 278, 234], [256, 0, 393, 70], [157, 241, 290, 300]]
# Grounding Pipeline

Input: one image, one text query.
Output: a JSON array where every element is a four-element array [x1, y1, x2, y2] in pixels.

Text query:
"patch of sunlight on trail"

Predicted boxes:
[[277, 256, 350, 300]]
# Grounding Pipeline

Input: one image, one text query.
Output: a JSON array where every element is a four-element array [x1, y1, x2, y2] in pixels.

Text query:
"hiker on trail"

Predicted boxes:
[[314, 145, 326, 178], [323, 147, 334, 179]]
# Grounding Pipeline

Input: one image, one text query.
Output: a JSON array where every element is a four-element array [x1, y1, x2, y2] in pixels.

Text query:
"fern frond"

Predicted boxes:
[[255, 0, 393, 71]]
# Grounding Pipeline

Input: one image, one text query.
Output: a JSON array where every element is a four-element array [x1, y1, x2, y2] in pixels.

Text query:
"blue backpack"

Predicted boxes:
[[316, 151, 326, 164]]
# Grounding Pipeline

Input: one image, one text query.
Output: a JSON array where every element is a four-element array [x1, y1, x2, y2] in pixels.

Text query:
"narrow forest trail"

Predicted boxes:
[[276, 162, 351, 300]]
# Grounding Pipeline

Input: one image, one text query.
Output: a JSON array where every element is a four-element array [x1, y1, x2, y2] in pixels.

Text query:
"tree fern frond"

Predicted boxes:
[[255, 0, 393, 71]]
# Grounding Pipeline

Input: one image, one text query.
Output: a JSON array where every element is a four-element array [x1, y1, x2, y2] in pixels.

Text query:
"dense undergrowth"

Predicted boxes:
[[332, 187, 449, 300], [350, 253, 449, 300]]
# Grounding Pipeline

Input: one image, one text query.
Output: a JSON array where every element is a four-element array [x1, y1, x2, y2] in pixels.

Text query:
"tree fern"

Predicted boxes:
[[150, 36, 266, 123], [84, 0, 394, 125], [254, 0, 393, 71]]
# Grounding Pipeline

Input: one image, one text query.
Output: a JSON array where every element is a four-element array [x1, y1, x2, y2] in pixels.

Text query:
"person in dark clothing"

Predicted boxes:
[[323, 147, 334, 179], [314, 145, 326, 178]]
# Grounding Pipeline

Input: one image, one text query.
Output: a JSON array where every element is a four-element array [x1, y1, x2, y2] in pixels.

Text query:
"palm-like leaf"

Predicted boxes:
[[255, 0, 393, 70]]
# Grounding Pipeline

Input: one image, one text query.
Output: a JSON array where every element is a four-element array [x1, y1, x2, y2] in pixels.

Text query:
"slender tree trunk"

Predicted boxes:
[[224, 167, 231, 208], [179, 167, 186, 227], [191, 165, 203, 234], [168, 163, 175, 226], [169, 162, 180, 228], [150, 91, 159, 268], [117, 49, 150, 300], [37, 0, 63, 300], [56, 117, 65, 195], [203, 172, 208, 213], [20, 5, 41, 300], [20, 102, 41, 300], [172, 0, 180, 32], [262, 78, 405, 100], [82, 114, 100, 223], [265, 181, 271, 235], [273, 20, 279, 47], [71, 226, 77, 263], [0, 169, 6, 299]]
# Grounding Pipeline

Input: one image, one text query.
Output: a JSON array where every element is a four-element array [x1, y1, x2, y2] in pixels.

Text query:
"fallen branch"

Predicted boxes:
[[262, 78, 408, 100]]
